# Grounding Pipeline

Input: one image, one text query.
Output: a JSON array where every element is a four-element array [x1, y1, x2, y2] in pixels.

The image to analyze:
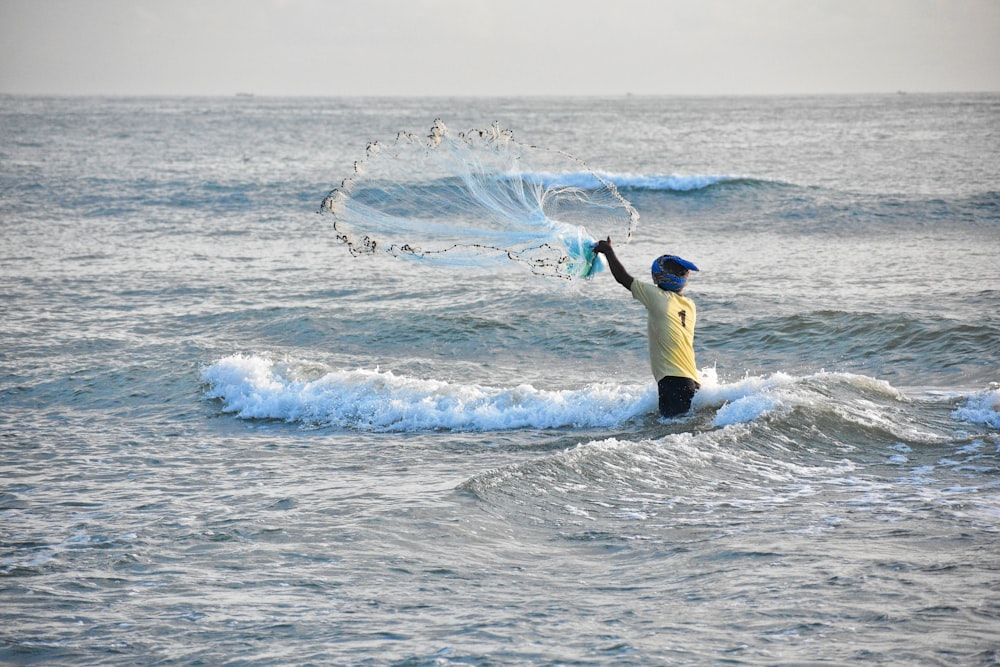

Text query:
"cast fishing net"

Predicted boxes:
[[320, 120, 637, 279]]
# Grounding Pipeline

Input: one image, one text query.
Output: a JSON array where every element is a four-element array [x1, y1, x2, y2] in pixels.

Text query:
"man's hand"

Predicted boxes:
[[593, 236, 613, 256], [592, 236, 633, 290]]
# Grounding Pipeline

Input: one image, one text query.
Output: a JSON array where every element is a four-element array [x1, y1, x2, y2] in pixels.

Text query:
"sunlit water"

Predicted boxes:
[[2, 94, 999, 665]]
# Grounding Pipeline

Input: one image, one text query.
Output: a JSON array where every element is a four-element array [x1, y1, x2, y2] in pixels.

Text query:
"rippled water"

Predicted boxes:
[[2, 94, 999, 665]]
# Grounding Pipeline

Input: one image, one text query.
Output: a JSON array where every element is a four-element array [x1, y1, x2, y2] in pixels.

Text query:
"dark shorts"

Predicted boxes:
[[657, 376, 700, 418]]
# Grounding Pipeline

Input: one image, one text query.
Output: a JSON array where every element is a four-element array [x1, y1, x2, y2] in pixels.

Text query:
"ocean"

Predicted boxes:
[[1, 93, 999, 665]]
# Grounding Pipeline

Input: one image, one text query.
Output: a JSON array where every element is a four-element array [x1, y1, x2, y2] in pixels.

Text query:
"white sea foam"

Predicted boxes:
[[202, 354, 655, 431], [203, 355, 928, 436], [691, 369, 943, 445], [693, 368, 798, 426], [951, 387, 1000, 429]]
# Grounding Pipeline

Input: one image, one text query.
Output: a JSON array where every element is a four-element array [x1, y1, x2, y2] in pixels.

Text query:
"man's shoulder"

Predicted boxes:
[[631, 279, 655, 296], [631, 280, 671, 310], [630, 279, 653, 301], [632, 280, 672, 299]]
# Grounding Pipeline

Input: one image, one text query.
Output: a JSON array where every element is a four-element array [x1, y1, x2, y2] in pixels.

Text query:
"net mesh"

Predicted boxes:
[[321, 120, 637, 279]]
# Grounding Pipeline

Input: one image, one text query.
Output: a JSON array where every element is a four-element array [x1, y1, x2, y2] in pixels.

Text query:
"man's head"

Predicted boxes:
[[651, 255, 699, 292]]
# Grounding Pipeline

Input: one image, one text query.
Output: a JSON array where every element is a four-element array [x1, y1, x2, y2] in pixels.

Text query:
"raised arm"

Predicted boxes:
[[593, 237, 634, 290]]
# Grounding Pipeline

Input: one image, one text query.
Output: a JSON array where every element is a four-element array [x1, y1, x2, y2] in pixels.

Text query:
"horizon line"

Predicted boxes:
[[2, 89, 998, 100]]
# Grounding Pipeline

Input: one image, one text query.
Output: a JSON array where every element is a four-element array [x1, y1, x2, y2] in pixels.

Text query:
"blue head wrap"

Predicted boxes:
[[655, 272, 688, 292], [651, 255, 699, 292]]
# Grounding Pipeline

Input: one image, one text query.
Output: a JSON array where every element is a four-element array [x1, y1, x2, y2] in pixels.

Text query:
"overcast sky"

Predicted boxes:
[[1, 0, 998, 96]]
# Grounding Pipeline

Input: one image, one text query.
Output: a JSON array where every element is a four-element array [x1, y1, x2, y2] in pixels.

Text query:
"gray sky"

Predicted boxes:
[[2, 0, 998, 96]]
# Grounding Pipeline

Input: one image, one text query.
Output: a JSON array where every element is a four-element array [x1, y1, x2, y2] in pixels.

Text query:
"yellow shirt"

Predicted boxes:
[[630, 280, 698, 383]]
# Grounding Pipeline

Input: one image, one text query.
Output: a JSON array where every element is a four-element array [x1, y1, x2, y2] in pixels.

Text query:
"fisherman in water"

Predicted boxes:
[[592, 237, 701, 418]]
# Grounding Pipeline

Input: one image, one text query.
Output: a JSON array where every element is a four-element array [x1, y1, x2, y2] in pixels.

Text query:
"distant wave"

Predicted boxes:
[[201, 354, 999, 434], [521, 171, 781, 192]]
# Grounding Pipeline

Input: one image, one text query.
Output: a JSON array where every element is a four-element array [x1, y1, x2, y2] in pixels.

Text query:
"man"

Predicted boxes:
[[593, 237, 701, 418]]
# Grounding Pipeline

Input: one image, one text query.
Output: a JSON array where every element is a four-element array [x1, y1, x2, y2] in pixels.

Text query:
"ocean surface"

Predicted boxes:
[[2, 93, 999, 665]]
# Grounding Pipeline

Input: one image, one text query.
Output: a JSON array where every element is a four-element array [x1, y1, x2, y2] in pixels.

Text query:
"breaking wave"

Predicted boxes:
[[202, 354, 999, 436]]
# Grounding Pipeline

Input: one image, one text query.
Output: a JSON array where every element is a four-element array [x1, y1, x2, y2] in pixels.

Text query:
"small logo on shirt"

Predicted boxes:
[[679, 310, 687, 328]]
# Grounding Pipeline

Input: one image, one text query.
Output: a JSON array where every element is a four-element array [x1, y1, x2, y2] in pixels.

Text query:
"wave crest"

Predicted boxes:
[[202, 355, 995, 440], [530, 172, 778, 192], [201, 354, 653, 431]]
